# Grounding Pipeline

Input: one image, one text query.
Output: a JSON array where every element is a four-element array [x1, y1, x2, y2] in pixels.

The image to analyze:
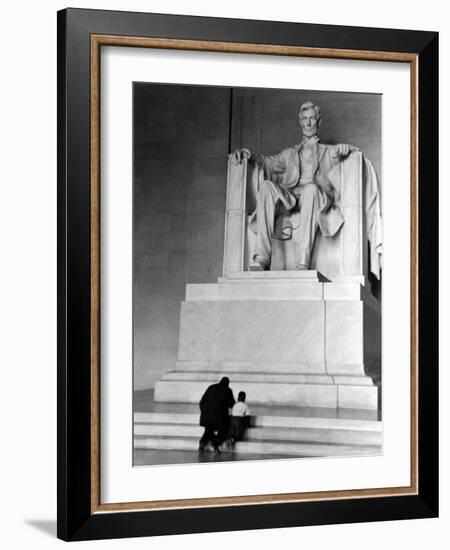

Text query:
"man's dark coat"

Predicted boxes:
[[199, 381, 235, 428]]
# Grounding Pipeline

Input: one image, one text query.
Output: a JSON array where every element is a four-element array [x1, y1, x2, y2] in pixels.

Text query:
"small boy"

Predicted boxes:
[[228, 391, 251, 445]]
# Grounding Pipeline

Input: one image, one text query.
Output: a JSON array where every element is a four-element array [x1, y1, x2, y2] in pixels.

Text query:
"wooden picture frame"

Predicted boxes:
[[57, 8, 438, 541]]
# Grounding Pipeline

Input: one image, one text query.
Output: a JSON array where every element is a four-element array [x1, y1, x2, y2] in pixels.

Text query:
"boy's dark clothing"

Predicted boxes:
[[228, 416, 249, 442]]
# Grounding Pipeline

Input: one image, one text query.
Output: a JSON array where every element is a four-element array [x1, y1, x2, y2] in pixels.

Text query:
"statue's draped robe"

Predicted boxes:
[[248, 144, 382, 279]]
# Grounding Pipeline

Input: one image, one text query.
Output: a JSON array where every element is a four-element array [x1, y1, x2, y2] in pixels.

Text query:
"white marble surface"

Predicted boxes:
[[154, 379, 338, 407], [163, 371, 334, 384], [323, 282, 363, 301], [221, 270, 323, 281], [177, 300, 325, 363], [223, 158, 247, 275], [186, 281, 323, 301], [134, 421, 381, 446], [165, 276, 381, 412], [134, 410, 381, 431], [175, 360, 329, 374], [155, 378, 378, 411], [338, 385, 378, 409], [325, 363, 367, 375], [325, 301, 364, 365], [185, 277, 381, 312]]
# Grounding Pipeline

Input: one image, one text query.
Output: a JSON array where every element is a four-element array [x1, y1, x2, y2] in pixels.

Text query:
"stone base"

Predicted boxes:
[[152, 271, 381, 411], [154, 378, 378, 409]]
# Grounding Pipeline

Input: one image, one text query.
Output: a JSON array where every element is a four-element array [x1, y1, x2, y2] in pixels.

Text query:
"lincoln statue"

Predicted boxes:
[[229, 100, 359, 271]]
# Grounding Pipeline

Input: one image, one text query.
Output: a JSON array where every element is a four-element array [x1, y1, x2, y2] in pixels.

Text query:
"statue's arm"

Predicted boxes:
[[329, 143, 360, 167], [229, 148, 285, 178], [228, 148, 252, 165]]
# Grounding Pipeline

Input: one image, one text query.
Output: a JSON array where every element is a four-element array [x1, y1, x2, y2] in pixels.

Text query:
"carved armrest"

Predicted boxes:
[[223, 158, 249, 276]]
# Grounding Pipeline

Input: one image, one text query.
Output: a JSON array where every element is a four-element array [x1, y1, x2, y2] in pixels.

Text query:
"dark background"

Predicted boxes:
[[133, 83, 381, 390]]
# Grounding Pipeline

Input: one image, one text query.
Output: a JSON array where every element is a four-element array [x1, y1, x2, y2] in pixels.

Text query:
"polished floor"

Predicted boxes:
[[133, 448, 287, 466]]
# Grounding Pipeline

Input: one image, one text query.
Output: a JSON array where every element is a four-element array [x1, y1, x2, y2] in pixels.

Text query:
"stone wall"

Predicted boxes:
[[133, 84, 231, 389]]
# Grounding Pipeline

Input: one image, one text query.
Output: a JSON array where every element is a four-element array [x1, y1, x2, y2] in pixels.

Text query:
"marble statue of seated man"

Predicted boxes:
[[229, 100, 358, 271]]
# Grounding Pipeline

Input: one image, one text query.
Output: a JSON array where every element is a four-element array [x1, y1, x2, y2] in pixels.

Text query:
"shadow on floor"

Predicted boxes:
[[25, 519, 56, 538]]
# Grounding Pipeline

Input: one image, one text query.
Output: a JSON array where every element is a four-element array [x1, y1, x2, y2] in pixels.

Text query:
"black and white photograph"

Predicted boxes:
[[132, 84, 383, 466]]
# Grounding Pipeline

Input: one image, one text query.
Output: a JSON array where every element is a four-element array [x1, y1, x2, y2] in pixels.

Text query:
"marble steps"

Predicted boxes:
[[134, 411, 382, 451], [221, 271, 325, 281], [174, 361, 368, 376], [133, 435, 380, 457], [134, 411, 381, 431], [185, 282, 377, 305], [184, 272, 380, 310], [162, 370, 373, 386], [134, 421, 381, 446], [135, 390, 380, 420], [154, 379, 378, 409]]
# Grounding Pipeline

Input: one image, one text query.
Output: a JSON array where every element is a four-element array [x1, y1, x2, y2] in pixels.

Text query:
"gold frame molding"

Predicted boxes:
[[90, 35, 419, 514]]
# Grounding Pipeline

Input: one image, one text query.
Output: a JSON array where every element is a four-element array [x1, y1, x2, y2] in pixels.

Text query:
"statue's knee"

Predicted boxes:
[[301, 183, 320, 201], [258, 180, 278, 202], [303, 183, 319, 194], [259, 179, 274, 193]]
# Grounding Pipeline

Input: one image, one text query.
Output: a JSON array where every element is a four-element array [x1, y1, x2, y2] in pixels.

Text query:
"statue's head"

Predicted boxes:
[[298, 100, 321, 137]]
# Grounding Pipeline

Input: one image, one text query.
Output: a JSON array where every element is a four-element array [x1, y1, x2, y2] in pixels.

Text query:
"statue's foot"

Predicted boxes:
[[249, 262, 267, 271], [249, 256, 269, 271], [295, 264, 309, 271]]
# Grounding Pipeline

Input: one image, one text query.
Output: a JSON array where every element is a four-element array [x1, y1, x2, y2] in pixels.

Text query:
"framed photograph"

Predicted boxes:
[[57, 8, 438, 541]]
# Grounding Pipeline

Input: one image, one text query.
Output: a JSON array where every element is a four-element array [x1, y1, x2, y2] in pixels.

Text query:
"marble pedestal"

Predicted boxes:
[[154, 271, 381, 410]]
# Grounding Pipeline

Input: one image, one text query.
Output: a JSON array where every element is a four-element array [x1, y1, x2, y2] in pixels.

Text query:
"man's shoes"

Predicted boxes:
[[221, 440, 233, 452]]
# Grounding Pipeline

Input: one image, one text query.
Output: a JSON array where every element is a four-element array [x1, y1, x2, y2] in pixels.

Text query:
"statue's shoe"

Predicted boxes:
[[249, 263, 266, 271], [249, 256, 269, 271]]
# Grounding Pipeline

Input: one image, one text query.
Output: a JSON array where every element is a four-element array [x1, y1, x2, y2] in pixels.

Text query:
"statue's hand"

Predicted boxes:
[[335, 143, 350, 158], [229, 148, 252, 165], [334, 143, 360, 159]]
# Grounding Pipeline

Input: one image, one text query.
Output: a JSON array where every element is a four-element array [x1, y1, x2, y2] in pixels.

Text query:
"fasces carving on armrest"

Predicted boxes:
[[223, 157, 248, 275]]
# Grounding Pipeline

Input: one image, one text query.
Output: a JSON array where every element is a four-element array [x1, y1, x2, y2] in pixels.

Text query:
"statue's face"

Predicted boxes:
[[299, 107, 319, 137]]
